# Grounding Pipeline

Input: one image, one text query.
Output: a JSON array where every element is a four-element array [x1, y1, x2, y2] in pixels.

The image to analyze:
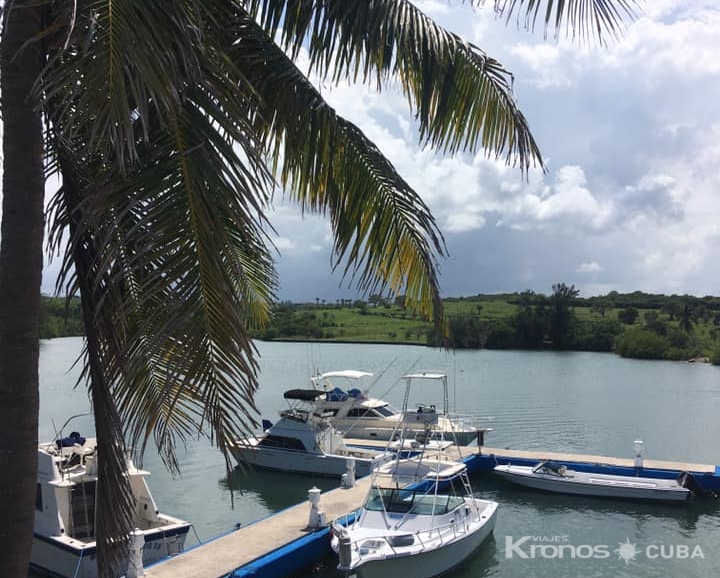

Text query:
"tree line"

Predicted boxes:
[[43, 286, 720, 364], [250, 284, 720, 364]]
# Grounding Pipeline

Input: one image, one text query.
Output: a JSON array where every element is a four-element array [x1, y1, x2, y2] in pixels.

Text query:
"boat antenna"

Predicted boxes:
[[51, 412, 92, 442]]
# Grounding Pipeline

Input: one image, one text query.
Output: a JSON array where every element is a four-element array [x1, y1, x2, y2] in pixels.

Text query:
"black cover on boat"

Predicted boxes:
[[677, 471, 705, 496], [283, 388, 325, 401], [56, 431, 86, 448]]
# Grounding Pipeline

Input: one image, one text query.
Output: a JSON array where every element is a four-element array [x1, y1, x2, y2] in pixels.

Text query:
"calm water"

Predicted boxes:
[[37, 337, 720, 578]]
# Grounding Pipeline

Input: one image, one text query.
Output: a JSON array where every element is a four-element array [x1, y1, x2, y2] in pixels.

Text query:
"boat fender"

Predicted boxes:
[[337, 533, 352, 567]]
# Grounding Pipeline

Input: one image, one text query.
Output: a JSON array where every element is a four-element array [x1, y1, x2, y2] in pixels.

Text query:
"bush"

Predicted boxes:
[[709, 345, 720, 365], [614, 328, 669, 359], [574, 319, 623, 352]]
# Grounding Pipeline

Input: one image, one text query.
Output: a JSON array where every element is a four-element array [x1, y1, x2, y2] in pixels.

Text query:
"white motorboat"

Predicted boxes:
[[330, 372, 499, 578], [231, 391, 387, 478], [32, 418, 192, 578], [293, 369, 485, 446], [494, 461, 694, 503]]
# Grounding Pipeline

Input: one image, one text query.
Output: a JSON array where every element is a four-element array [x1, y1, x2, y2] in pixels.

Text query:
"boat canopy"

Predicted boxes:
[[283, 388, 325, 401], [403, 372, 447, 381], [317, 370, 373, 380]]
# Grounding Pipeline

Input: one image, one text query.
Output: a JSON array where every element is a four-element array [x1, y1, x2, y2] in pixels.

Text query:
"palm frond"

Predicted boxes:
[[491, 0, 640, 44], [228, 14, 445, 327], [247, 0, 543, 173], [53, 82, 277, 472], [40, 0, 241, 169], [58, 157, 136, 576]]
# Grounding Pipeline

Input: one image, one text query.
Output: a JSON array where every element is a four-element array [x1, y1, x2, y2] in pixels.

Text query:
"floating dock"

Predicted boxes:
[[143, 477, 370, 578], [144, 445, 719, 578]]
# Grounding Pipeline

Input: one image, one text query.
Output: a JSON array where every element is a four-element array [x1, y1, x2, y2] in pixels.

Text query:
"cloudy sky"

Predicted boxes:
[[39, 1, 720, 303], [261, 0, 720, 303]]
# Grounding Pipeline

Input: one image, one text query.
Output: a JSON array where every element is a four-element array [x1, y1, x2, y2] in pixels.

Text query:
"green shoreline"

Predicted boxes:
[[41, 291, 720, 364]]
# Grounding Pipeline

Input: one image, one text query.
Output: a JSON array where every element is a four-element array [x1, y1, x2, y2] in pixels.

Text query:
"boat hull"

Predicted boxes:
[[494, 465, 691, 503], [231, 446, 375, 478], [30, 523, 191, 578], [352, 503, 498, 578]]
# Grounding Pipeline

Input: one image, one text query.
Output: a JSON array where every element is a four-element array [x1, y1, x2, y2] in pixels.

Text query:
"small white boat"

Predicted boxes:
[[32, 419, 192, 578], [330, 372, 499, 578], [231, 391, 387, 478], [494, 461, 693, 503], [294, 369, 485, 446]]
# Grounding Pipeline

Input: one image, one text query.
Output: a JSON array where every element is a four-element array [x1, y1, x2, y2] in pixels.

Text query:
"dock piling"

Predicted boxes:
[[307, 487, 327, 529], [634, 440, 644, 471], [341, 458, 356, 488], [126, 527, 145, 578]]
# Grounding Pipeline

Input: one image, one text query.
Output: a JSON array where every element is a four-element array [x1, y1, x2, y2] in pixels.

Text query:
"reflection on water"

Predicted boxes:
[[220, 467, 340, 513]]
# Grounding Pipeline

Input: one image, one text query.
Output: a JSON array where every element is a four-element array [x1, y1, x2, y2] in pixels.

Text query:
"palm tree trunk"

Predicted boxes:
[[0, 1, 46, 575]]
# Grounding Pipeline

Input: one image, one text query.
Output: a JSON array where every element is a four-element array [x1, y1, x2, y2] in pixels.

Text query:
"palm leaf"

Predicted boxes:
[[492, 0, 640, 44], [248, 0, 543, 172], [227, 13, 445, 327]]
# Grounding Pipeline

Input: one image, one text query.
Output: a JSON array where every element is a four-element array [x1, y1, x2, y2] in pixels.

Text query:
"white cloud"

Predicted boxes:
[[577, 262, 604, 274]]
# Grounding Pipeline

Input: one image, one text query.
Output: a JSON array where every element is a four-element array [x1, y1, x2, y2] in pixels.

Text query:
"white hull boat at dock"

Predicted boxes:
[[494, 461, 693, 503], [32, 417, 192, 578], [295, 369, 487, 446], [331, 372, 499, 578], [231, 390, 387, 478]]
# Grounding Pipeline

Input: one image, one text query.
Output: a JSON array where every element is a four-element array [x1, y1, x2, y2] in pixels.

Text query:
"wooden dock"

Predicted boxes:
[[144, 477, 371, 578]]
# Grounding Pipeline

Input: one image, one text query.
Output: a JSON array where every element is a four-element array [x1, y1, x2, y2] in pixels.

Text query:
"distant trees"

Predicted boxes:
[[679, 303, 697, 334], [39, 297, 84, 339], [45, 289, 720, 363], [618, 306, 639, 325], [511, 291, 547, 349], [548, 283, 579, 349]]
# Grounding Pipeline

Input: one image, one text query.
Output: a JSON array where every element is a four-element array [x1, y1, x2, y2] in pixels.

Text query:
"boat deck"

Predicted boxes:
[[143, 477, 372, 578]]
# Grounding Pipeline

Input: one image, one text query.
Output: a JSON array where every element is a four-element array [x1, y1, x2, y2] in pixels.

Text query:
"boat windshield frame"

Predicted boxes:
[[532, 461, 569, 477], [364, 486, 465, 515]]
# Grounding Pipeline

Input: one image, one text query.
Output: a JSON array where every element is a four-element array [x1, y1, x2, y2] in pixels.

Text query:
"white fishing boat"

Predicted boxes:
[[330, 372, 499, 578], [32, 417, 192, 578], [230, 390, 388, 478], [494, 461, 693, 503], [294, 369, 485, 446]]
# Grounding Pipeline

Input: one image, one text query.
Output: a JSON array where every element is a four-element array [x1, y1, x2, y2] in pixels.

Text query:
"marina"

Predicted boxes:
[[138, 444, 717, 578], [33, 338, 720, 578]]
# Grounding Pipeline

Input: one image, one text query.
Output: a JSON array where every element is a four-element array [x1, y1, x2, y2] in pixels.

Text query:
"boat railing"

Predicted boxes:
[[343, 514, 473, 561]]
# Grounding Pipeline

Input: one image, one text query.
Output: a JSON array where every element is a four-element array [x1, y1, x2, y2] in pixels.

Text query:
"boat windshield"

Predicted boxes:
[[364, 487, 465, 515], [533, 461, 568, 477], [375, 404, 399, 417]]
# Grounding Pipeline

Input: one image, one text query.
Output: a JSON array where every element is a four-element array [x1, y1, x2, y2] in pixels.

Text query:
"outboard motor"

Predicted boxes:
[[677, 471, 705, 497], [261, 419, 273, 431]]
